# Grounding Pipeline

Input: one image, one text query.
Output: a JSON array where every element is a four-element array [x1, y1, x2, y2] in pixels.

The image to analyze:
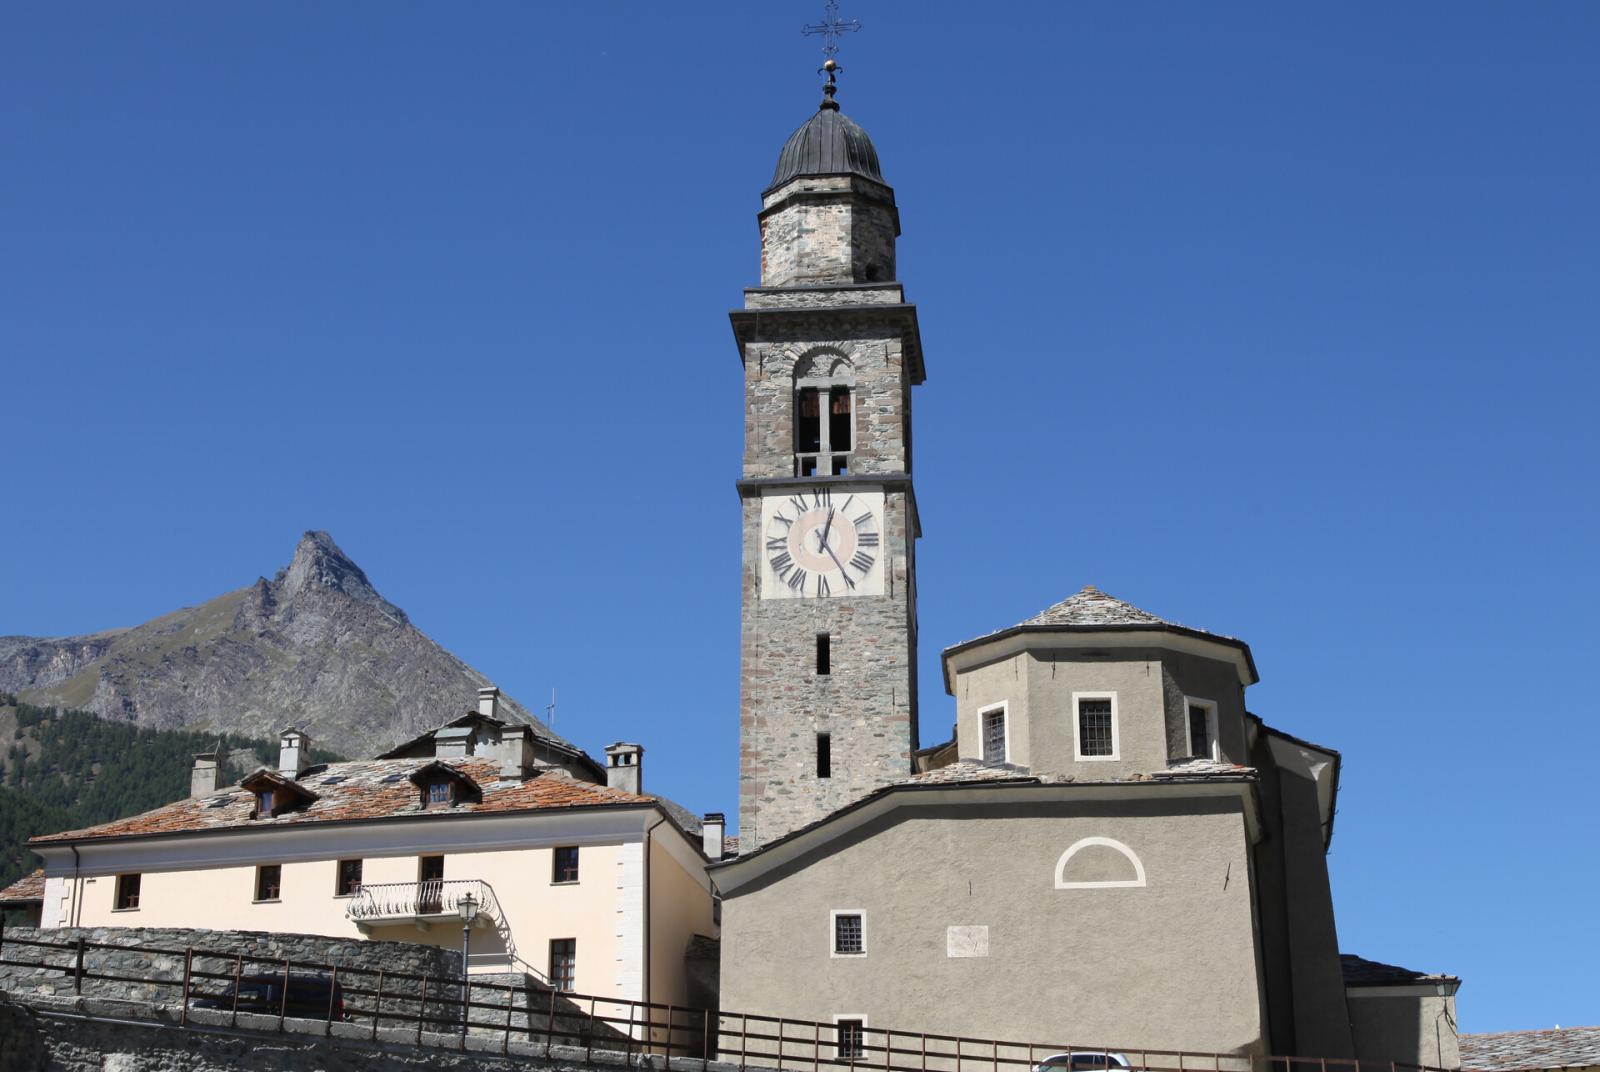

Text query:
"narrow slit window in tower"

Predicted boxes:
[[817, 732, 832, 778], [817, 633, 831, 675]]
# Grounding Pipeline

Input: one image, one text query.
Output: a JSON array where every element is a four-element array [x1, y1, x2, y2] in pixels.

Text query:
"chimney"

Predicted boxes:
[[477, 686, 500, 719], [190, 747, 229, 798], [278, 729, 310, 778], [495, 726, 533, 779], [701, 813, 725, 860], [434, 725, 473, 758], [604, 742, 644, 795]]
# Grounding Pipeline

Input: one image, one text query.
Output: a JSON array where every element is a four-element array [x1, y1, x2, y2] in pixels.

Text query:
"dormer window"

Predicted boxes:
[[241, 768, 319, 820], [408, 761, 481, 810]]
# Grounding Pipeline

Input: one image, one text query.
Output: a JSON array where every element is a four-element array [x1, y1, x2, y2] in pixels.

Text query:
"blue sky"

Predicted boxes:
[[3, 1, 1596, 1035]]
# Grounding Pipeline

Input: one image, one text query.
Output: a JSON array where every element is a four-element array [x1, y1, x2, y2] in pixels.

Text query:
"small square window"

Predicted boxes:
[[335, 859, 363, 897], [114, 873, 141, 911], [426, 781, 452, 806], [255, 789, 275, 817], [836, 1019, 867, 1060], [549, 938, 577, 992], [255, 864, 282, 902], [832, 911, 865, 956], [553, 846, 580, 884]]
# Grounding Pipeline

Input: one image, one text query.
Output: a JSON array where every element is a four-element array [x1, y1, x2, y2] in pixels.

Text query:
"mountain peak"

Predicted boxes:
[[277, 531, 407, 624]]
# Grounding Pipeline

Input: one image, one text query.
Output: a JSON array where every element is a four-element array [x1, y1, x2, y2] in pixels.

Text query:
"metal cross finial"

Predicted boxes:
[[803, 0, 861, 62]]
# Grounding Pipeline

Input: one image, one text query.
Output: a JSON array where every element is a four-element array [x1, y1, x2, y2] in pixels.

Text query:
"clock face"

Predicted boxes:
[[760, 488, 885, 599]]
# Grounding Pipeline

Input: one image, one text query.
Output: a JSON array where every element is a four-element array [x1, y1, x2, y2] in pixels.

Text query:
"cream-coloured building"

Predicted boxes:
[[26, 690, 719, 1008]]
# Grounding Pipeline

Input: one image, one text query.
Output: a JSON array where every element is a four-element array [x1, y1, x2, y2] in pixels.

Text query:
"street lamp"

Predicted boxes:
[[457, 891, 479, 1035]]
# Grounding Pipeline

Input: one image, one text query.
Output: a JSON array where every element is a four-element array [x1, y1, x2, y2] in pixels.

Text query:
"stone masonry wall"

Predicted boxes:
[[741, 326, 910, 480], [0, 925, 461, 1027], [759, 176, 897, 287], [3, 989, 727, 1072]]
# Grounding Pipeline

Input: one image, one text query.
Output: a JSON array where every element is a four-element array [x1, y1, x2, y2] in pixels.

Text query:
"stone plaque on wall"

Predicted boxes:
[[946, 925, 990, 958]]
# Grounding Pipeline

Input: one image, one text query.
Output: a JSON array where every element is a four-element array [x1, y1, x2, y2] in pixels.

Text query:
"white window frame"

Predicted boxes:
[[977, 700, 1009, 764], [832, 1015, 870, 1061], [1071, 691, 1120, 761], [829, 908, 867, 958], [1183, 697, 1219, 760]]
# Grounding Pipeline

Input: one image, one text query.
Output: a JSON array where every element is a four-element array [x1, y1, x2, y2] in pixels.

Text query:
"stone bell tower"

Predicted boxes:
[[733, 65, 927, 851]]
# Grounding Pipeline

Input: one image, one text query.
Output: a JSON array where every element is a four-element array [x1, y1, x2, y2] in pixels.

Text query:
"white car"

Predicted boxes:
[[1033, 1053, 1133, 1072]]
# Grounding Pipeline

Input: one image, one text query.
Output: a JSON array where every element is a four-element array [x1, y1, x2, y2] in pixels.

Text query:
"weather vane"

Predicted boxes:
[[803, 0, 860, 63]]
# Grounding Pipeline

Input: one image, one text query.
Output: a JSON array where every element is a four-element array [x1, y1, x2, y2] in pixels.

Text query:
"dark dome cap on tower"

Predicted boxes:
[[767, 105, 885, 194]]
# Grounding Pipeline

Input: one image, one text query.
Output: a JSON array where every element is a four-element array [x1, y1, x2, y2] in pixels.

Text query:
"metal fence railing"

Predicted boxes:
[[0, 927, 1456, 1072]]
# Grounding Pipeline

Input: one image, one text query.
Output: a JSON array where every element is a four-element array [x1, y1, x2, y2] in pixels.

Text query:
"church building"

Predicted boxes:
[[713, 67, 1460, 1068]]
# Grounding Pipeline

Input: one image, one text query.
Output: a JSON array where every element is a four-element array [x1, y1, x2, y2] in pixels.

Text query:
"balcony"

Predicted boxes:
[[345, 879, 502, 932]]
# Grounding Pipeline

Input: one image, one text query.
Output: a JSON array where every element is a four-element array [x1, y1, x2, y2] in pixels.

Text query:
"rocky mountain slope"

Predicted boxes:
[[0, 532, 561, 759]]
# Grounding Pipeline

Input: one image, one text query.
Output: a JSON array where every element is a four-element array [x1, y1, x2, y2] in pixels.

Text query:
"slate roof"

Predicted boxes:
[[943, 585, 1259, 684], [1461, 1027, 1600, 1072], [29, 758, 656, 846], [0, 868, 45, 904], [1340, 954, 1460, 987], [1021, 585, 1175, 628]]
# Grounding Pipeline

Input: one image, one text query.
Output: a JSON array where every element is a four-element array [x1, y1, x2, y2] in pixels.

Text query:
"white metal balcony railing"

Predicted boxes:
[[345, 879, 500, 925], [344, 878, 525, 973]]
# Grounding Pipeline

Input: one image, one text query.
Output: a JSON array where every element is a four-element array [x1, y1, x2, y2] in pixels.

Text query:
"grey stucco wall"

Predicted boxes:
[[1348, 991, 1460, 1069], [952, 649, 1248, 778], [720, 794, 1267, 1055]]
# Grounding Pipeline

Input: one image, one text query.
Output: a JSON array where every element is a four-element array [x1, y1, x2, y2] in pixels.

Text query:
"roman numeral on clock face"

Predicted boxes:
[[816, 574, 831, 597], [850, 551, 875, 574], [770, 551, 793, 578], [787, 567, 808, 591], [766, 536, 788, 551], [853, 512, 873, 529], [812, 487, 831, 507], [789, 496, 809, 517], [856, 532, 879, 548]]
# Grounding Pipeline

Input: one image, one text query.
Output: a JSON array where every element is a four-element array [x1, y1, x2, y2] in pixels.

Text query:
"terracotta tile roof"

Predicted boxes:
[[1461, 1027, 1600, 1072], [30, 758, 656, 845], [0, 867, 46, 903], [1341, 953, 1459, 988]]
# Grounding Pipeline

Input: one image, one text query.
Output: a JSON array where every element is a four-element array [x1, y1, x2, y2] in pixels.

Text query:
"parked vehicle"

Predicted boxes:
[[189, 973, 346, 1021], [1034, 1053, 1133, 1072]]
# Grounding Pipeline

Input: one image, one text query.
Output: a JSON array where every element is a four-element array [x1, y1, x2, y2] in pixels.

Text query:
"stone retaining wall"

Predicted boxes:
[[0, 924, 462, 1028]]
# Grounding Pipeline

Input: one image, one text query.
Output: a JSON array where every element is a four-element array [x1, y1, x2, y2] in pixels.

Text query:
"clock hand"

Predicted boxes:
[[821, 542, 855, 587], [820, 508, 836, 550]]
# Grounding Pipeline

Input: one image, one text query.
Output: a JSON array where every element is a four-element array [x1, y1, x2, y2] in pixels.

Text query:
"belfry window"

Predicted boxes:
[[795, 385, 853, 476]]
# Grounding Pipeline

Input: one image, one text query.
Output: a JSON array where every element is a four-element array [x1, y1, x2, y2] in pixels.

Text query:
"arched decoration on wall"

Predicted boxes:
[[793, 348, 856, 384], [1053, 836, 1147, 890]]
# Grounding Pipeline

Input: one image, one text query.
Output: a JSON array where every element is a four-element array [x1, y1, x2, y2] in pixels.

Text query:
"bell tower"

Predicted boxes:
[[733, 66, 926, 851]]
